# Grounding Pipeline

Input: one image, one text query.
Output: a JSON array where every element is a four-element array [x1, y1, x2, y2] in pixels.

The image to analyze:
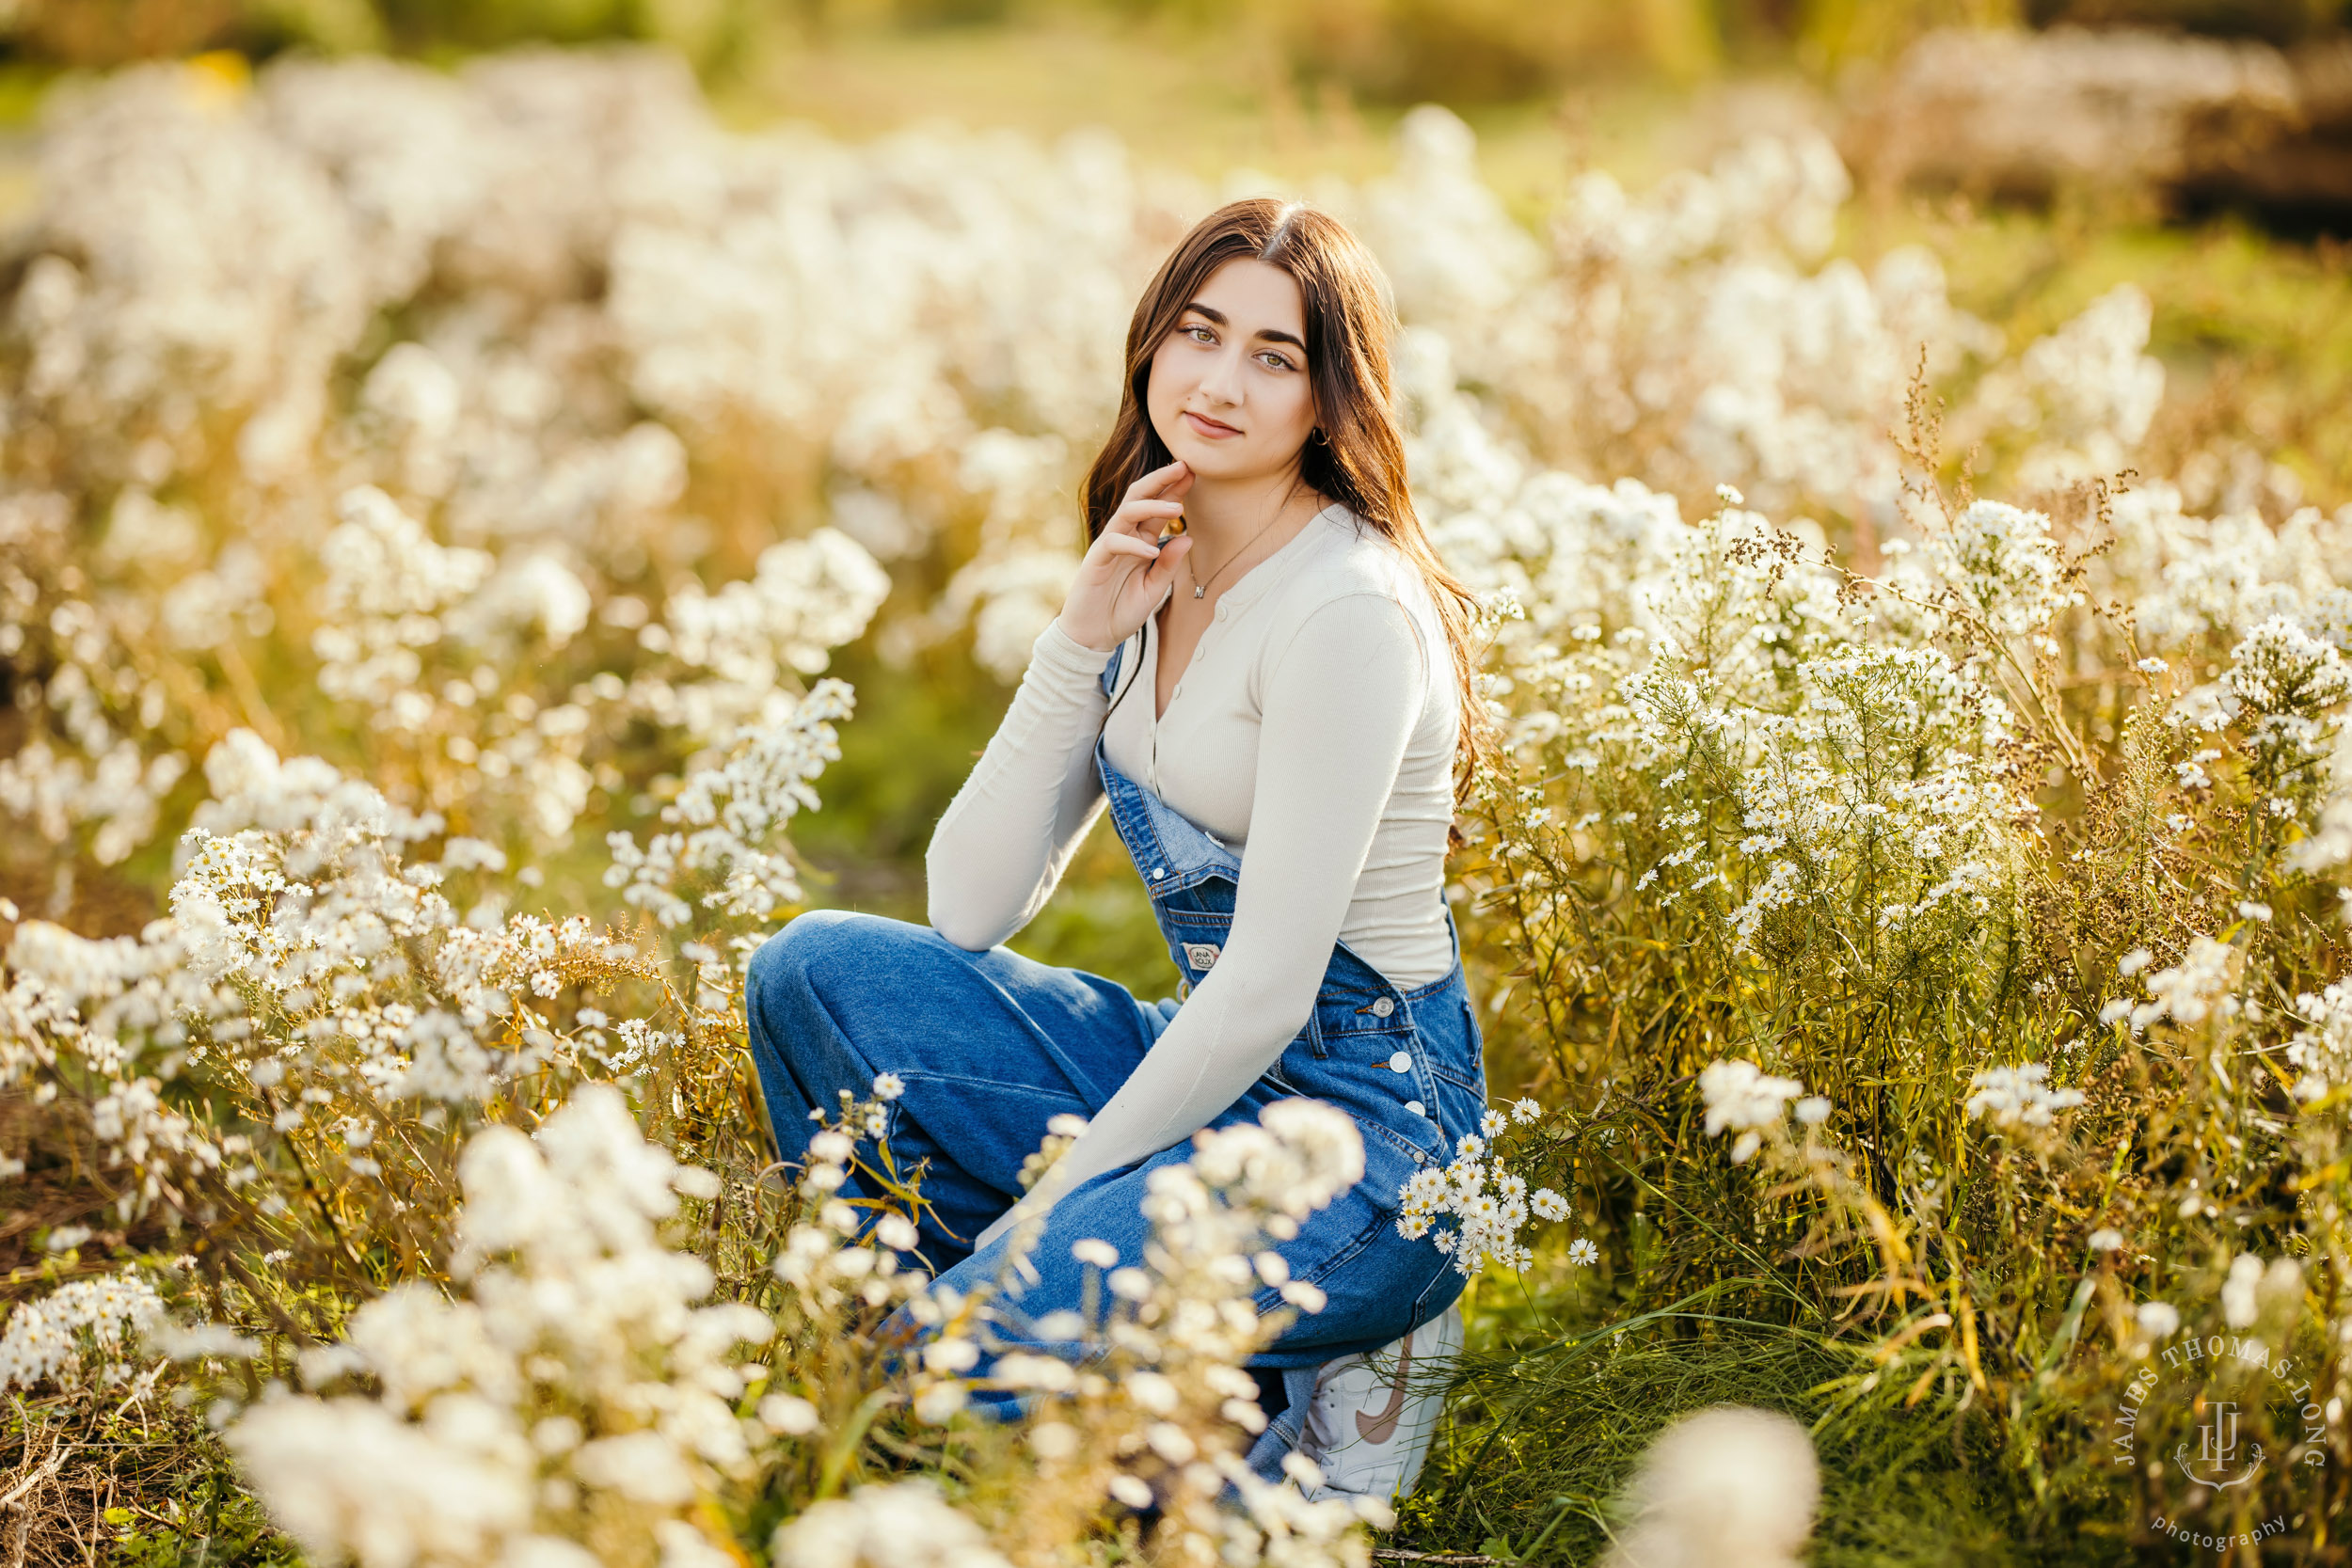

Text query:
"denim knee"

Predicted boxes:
[[747, 908, 870, 1157], [748, 907, 866, 1008]]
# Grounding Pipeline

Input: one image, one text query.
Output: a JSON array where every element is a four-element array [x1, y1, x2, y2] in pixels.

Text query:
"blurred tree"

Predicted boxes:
[[1172, 0, 1722, 103], [4, 0, 245, 63], [374, 0, 636, 47], [2030, 0, 2350, 45], [0, 0, 2343, 135], [1794, 0, 2021, 65], [1277, 0, 1620, 102], [0, 0, 751, 67]]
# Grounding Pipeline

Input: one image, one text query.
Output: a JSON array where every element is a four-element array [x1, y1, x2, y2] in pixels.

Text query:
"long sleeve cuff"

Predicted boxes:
[[1032, 615, 1119, 686]]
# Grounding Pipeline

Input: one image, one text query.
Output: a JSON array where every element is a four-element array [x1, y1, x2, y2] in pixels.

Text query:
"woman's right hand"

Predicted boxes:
[[1057, 460, 1195, 652]]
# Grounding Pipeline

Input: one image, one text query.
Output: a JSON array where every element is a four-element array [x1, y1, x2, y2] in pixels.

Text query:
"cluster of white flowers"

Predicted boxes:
[[2287, 977, 2352, 1104], [1475, 483, 2027, 1008], [604, 676, 858, 927], [2220, 617, 2352, 823], [2220, 1253, 2302, 1331], [1697, 1059, 1826, 1165], [228, 1085, 768, 1568], [647, 531, 892, 741], [0, 733, 187, 869], [1379, 108, 2009, 526], [2128, 936, 2242, 1033], [0, 721, 752, 1259], [771, 1478, 1012, 1568], [1962, 1063, 2087, 1131], [1394, 1096, 1581, 1275], [1908, 499, 2083, 642], [1, 912, 233, 1198], [0, 1271, 167, 1394], [2095, 484, 2352, 654], [1949, 284, 2167, 495], [767, 1083, 932, 1341], [893, 1100, 1390, 1566]]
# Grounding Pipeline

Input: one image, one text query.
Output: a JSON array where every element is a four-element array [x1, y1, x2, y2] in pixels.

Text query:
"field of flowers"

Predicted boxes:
[[3, 38, 2352, 1567]]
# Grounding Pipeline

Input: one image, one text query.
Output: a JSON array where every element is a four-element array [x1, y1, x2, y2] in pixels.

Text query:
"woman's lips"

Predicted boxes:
[[1182, 410, 1242, 438]]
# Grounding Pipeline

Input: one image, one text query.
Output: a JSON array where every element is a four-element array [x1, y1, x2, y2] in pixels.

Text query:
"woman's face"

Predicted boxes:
[[1145, 258, 1317, 485]]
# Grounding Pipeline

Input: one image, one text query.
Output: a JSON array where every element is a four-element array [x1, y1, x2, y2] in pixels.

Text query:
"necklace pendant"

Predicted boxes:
[[1192, 585, 1203, 599]]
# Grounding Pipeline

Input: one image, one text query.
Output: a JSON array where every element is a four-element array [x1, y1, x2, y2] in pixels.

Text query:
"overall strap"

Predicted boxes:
[[1098, 625, 1146, 708]]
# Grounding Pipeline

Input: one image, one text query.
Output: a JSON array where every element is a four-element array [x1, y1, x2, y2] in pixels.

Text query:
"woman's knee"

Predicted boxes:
[[746, 908, 942, 1034], [750, 908, 875, 1002]]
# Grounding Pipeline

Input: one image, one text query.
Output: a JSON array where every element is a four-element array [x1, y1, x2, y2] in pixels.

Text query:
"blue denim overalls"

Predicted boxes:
[[1074, 635, 1486, 1448], [744, 625, 1486, 1477]]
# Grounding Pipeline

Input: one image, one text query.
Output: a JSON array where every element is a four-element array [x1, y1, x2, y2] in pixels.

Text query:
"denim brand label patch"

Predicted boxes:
[[1182, 942, 1221, 972]]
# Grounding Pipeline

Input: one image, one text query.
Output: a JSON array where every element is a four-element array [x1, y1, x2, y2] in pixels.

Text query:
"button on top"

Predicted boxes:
[[1388, 1050, 1413, 1072], [1151, 866, 1166, 880], [1215, 603, 1230, 621], [1370, 997, 1396, 1018], [1405, 1099, 1427, 1117]]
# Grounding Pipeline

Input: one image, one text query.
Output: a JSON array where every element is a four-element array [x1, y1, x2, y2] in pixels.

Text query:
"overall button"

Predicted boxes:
[[1405, 1099, 1426, 1117], [1371, 997, 1396, 1017], [1151, 866, 1166, 880], [1388, 1051, 1412, 1072]]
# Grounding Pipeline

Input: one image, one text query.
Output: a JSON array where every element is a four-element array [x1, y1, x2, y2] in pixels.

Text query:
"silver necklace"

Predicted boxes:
[[1184, 493, 1288, 600]]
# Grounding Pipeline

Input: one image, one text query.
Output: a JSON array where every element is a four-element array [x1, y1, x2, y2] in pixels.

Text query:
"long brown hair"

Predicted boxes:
[[1081, 198, 1498, 843]]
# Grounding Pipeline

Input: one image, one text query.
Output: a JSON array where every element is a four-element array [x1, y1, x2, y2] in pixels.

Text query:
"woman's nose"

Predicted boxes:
[[1198, 346, 1245, 405]]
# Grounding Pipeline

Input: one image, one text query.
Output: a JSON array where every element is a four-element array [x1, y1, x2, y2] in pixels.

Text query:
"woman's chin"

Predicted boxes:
[[1162, 442, 1278, 484]]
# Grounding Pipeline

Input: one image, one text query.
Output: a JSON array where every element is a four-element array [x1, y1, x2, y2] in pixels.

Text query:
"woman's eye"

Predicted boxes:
[[1259, 353, 1295, 372], [1184, 325, 1215, 344]]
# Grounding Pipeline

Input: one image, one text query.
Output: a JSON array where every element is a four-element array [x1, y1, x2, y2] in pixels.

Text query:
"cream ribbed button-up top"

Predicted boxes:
[[925, 503, 1460, 1206]]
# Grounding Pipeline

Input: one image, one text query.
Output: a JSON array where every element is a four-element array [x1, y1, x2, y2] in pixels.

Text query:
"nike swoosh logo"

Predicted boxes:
[[1355, 1334, 1413, 1444]]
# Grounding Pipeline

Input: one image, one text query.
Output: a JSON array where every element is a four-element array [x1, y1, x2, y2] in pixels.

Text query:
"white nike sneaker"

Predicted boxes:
[[1294, 1301, 1464, 1504]]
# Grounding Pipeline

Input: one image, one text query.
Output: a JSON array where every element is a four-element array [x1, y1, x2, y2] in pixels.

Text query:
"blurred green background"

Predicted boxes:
[[7, 0, 2349, 104]]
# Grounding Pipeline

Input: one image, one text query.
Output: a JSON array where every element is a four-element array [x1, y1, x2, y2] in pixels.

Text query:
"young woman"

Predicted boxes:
[[744, 198, 1494, 1497]]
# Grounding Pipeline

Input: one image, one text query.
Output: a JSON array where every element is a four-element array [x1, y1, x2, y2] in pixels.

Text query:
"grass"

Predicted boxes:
[[1399, 1292, 2126, 1567], [1, 1397, 299, 1568]]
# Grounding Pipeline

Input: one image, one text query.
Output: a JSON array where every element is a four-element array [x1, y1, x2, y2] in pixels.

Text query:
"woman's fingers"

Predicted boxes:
[[1057, 464, 1192, 648], [1110, 498, 1184, 538], [1122, 458, 1190, 502], [1095, 533, 1161, 562], [1136, 534, 1190, 598]]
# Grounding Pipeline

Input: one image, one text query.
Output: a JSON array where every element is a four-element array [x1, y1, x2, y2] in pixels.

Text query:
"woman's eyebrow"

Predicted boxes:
[[1184, 301, 1305, 352]]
